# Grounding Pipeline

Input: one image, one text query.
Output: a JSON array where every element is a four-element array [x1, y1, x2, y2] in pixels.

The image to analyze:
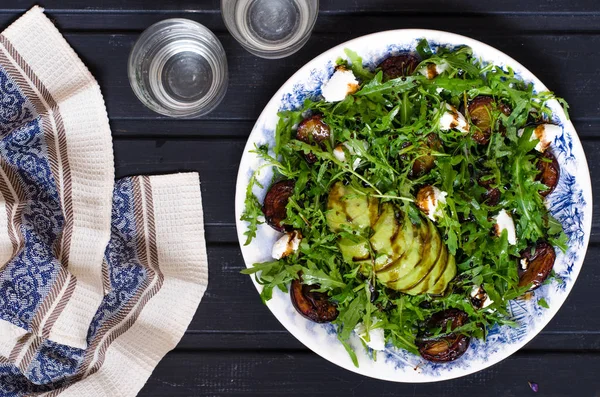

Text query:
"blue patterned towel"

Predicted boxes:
[[0, 7, 208, 396]]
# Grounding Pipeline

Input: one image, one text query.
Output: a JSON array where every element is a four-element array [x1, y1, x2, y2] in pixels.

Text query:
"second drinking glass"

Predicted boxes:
[[221, 0, 319, 59]]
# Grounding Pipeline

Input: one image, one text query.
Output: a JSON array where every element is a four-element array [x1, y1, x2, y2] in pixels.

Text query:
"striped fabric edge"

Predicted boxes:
[[1, 6, 115, 350], [46, 172, 208, 397]]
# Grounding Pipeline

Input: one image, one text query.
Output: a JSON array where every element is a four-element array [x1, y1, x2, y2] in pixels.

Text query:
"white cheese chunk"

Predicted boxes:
[[355, 318, 386, 351], [271, 231, 302, 260], [416, 185, 448, 221], [520, 258, 529, 270], [494, 209, 517, 245], [470, 285, 494, 309], [439, 103, 469, 133], [333, 145, 346, 162], [419, 61, 448, 79], [517, 124, 562, 152], [321, 67, 359, 102], [333, 141, 367, 170]]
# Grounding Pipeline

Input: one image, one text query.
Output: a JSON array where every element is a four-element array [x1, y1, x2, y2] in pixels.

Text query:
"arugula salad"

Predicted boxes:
[[241, 39, 569, 365]]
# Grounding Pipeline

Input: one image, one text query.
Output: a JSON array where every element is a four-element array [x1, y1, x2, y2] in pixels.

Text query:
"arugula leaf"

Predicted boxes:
[[344, 48, 374, 81], [240, 174, 264, 245], [336, 290, 367, 340], [355, 75, 423, 96], [301, 264, 346, 291], [338, 335, 359, 367], [416, 39, 433, 59]]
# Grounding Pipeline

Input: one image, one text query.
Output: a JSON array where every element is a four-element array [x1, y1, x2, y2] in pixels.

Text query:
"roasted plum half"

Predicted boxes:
[[468, 96, 511, 145], [410, 133, 442, 178], [295, 114, 331, 164], [477, 175, 500, 206], [482, 188, 501, 206], [262, 180, 295, 232], [290, 277, 339, 323], [417, 309, 470, 362], [537, 151, 560, 197], [378, 54, 419, 80], [519, 242, 556, 290]]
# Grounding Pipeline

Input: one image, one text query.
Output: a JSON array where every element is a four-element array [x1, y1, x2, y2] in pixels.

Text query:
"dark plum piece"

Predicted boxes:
[[262, 180, 295, 232], [468, 96, 511, 145], [290, 278, 339, 323], [410, 134, 442, 178], [478, 176, 500, 206], [378, 54, 420, 80], [417, 309, 470, 362], [519, 242, 556, 290], [296, 115, 331, 164], [537, 151, 560, 197], [482, 188, 501, 206]]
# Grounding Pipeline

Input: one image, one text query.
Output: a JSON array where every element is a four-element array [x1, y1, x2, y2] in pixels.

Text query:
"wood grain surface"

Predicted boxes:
[[1, 1, 598, 395]]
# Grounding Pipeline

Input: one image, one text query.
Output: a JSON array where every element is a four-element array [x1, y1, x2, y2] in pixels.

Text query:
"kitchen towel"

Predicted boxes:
[[0, 6, 208, 396]]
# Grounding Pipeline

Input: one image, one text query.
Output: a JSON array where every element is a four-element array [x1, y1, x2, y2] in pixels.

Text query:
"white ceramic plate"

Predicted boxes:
[[234, 30, 592, 382]]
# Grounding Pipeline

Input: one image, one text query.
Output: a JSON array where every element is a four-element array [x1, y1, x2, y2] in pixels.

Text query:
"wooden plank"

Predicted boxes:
[[113, 138, 600, 242], [139, 351, 600, 396], [53, 32, 600, 122], [205, 224, 239, 243], [110, 119, 256, 139], [175, 328, 600, 351], [2, 12, 600, 34], [2, 0, 600, 13], [188, 243, 600, 349]]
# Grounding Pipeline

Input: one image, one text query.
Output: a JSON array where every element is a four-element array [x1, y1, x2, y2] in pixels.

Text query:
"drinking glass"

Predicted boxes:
[[221, 0, 319, 59], [128, 19, 228, 118]]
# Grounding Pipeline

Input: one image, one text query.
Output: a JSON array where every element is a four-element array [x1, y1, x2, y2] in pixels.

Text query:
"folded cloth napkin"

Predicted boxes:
[[0, 7, 208, 396]]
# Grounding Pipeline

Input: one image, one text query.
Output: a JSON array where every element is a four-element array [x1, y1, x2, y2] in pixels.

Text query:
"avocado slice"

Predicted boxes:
[[385, 220, 438, 291], [376, 219, 427, 284], [369, 203, 399, 272], [370, 203, 398, 256], [429, 253, 457, 295], [326, 182, 377, 231], [403, 231, 449, 295], [338, 236, 371, 264], [374, 212, 414, 273], [395, 219, 444, 294]]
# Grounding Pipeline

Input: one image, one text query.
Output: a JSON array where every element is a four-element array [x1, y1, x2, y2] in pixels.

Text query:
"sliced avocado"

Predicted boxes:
[[338, 237, 371, 265], [403, 229, 448, 295], [326, 182, 377, 231], [396, 219, 444, 294], [385, 220, 436, 291], [390, 213, 414, 260], [370, 203, 401, 272], [376, 220, 426, 284], [326, 181, 457, 296], [429, 253, 457, 295], [370, 203, 398, 257], [374, 212, 414, 273], [346, 195, 379, 230]]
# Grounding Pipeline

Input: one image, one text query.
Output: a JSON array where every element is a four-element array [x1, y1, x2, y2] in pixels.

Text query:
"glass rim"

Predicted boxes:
[[127, 18, 229, 118], [221, 0, 319, 59]]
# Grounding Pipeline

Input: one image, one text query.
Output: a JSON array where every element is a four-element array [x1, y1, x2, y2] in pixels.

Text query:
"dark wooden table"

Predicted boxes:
[[3, 1, 599, 395]]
